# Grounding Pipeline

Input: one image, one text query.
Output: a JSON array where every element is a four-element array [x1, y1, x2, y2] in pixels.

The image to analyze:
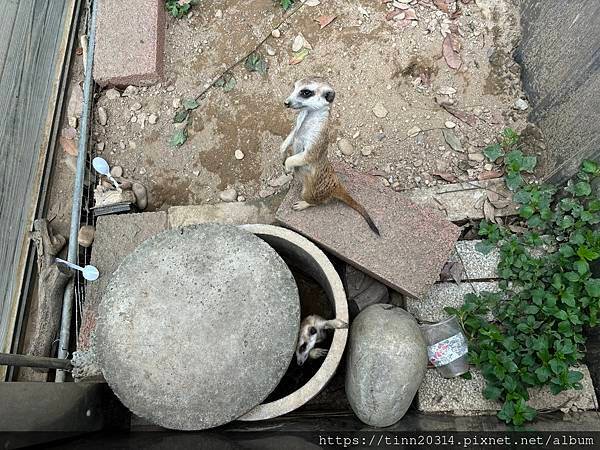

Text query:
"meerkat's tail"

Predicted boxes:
[[332, 185, 381, 236]]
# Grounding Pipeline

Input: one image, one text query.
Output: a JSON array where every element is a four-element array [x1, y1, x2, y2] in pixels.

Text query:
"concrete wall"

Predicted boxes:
[[517, 0, 600, 184]]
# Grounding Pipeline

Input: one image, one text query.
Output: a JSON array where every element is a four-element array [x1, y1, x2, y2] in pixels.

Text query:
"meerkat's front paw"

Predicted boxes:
[[284, 159, 294, 174], [331, 319, 349, 329], [309, 348, 329, 360]]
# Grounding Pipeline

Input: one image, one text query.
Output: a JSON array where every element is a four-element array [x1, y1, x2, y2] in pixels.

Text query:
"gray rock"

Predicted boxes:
[[97, 107, 108, 126], [443, 129, 463, 152], [268, 174, 293, 188], [346, 304, 428, 427], [338, 138, 354, 156], [343, 265, 389, 319], [514, 98, 529, 110], [95, 224, 300, 430], [105, 88, 120, 100], [219, 188, 238, 202]]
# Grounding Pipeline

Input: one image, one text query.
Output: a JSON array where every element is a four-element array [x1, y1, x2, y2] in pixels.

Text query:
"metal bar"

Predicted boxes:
[[56, 0, 98, 382], [0, 352, 72, 371], [8, 0, 82, 382]]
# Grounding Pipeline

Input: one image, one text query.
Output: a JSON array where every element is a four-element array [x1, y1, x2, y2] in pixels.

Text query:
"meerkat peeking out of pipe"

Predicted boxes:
[[295, 314, 348, 366], [280, 77, 381, 236]]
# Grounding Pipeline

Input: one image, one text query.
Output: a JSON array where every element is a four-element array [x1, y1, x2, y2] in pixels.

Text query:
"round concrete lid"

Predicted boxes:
[[95, 224, 300, 430]]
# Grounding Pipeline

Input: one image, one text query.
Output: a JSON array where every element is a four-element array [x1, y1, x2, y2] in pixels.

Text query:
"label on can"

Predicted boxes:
[[427, 332, 468, 367]]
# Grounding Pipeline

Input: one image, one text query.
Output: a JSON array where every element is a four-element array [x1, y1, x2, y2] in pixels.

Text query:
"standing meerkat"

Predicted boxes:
[[295, 314, 348, 366], [280, 77, 381, 236]]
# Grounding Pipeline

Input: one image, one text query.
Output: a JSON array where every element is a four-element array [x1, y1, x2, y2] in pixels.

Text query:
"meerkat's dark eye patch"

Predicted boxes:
[[300, 89, 314, 98], [309, 326, 317, 335], [299, 343, 307, 352]]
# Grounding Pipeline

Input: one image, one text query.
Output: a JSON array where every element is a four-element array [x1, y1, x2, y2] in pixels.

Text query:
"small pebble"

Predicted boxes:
[[130, 102, 142, 111], [219, 188, 238, 203], [95, 142, 105, 152], [215, 9, 223, 18], [139, 167, 146, 175], [372, 103, 388, 118], [338, 138, 354, 156], [468, 153, 485, 162], [130, 116, 137, 123], [148, 113, 158, 124], [173, 98, 181, 109], [128, 141, 136, 149], [235, 150, 244, 160], [445, 121, 456, 129], [361, 146, 373, 156], [166, 85, 175, 92], [78, 225, 95, 248], [68, 116, 78, 128], [514, 98, 529, 110], [237, 195, 246, 202], [97, 107, 108, 126], [132, 182, 147, 210], [110, 166, 123, 178], [123, 86, 138, 97], [105, 89, 120, 100], [119, 141, 126, 150], [484, 163, 494, 171], [271, 29, 281, 38], [407, 126, 421, 136], [352, 130, 361, 139], [265, 44, 276, 56]]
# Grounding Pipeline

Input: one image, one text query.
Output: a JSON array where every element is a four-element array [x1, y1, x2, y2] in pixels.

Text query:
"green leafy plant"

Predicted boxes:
[[165, 0, 199, 18], [245, 52, 268, 75], [280, 0, 294, 10], [170, 98, 200, 147], [214, 72, 237, 92], [483, 128, 537, 191], [446, 153, 600, 427]]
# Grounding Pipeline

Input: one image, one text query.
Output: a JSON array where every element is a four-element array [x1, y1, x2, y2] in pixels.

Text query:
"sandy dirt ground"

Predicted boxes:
[[50, 0, 527, 213]]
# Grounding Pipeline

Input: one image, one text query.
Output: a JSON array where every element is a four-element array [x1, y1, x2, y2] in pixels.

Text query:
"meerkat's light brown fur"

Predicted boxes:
[[295, 314, 348, 366], [281, 78, 380, 235]]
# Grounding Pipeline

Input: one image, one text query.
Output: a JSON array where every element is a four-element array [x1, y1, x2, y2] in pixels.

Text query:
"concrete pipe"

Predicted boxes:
[[239, 224, 349, 421]]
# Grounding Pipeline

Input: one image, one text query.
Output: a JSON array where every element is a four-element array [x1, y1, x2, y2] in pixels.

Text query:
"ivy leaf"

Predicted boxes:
[[580, 255, 595, 275], [183, 98, 200, 110], [245, 52, 268, 75], [173, 109, 189, 123], [535, 366, 551, 382], [483, 144, 504, 162], [506, 172, 523, 191], [585, 279, 600, 298], [582, 159, 599, 174], [513, 190, 531, 204], [475, 240, 496, 255], [521, 155, 537, 173], [170, 128, 187, 147], [281, 0, 294, 10], [567, 370, 584, 384], [574, 181, 592, 197], [484, 385, 503, 400], [577, 246, 600, 261]]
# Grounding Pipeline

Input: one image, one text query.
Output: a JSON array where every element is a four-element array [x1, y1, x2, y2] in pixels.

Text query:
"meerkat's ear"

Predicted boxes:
[[324, 90, 335, 103]]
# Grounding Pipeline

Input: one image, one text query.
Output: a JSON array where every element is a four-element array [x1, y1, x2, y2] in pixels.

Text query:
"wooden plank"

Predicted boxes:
[[0, 0, 76, 380]]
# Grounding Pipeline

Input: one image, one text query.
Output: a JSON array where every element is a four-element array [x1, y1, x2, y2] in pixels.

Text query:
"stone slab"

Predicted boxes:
[[401, 178, 517, 222], [406, 281, 499, 323], [94, 0, 165, 87], [95, 224, 300, 430], [276, 164, 461, 299], [448, 240, 500, 281], [78, 212, 168, 351], [417, 366, 598, 414], [168, 199, 277, 228]]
